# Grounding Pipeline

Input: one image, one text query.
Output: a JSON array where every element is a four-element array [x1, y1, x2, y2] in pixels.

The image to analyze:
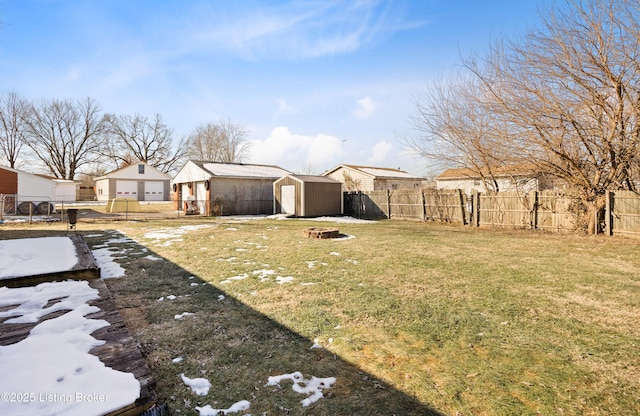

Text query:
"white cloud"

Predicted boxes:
[[368, 140, 393, 164], [354, 96, 376, 119], [249, 127, 342, 172], [187, 1, 415, 60]]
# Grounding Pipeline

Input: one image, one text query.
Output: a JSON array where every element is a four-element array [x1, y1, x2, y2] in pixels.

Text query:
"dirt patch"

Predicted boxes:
[[118, 307, 151, 333]]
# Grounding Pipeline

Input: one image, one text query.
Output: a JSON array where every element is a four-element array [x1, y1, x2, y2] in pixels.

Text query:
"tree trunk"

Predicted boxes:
[[586, 197, 606, 235]]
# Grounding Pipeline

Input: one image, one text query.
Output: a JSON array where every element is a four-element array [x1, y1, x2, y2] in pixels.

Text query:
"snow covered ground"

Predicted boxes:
[[0, 217, 355, 415]]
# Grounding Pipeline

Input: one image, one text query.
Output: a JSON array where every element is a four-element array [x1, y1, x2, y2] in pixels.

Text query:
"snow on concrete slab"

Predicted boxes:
[[0, 280, 140, 416], [0, 237, 78, 280]]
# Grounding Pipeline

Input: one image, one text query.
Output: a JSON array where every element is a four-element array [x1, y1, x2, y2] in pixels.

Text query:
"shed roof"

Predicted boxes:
[[323, 164, 422, 180], [284, 175, 340, 184]]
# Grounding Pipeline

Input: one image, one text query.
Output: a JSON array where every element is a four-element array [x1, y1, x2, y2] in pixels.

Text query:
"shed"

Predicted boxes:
[[273, 175, 342, 217], [94, 162, 171, 202], [0, 166, 72, 214], [323, 164, 424, 191], [171, 160, 291, 216]]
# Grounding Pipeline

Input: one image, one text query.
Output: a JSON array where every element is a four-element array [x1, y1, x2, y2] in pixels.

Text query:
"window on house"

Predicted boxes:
[[138, 164, 145, 174]]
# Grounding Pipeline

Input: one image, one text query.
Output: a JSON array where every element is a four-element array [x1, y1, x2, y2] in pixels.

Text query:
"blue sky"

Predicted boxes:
[[0, 0, 544, 177]]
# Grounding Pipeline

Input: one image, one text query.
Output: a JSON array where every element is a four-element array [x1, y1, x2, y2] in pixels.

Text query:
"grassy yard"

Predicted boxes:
[[2, 216, 639, 415]]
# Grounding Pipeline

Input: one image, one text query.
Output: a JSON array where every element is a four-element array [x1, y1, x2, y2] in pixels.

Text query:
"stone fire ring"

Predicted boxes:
[[303, 227, 340, 239]]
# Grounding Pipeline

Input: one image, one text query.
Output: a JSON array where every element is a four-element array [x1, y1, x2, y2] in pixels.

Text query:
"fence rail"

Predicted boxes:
[[0, 195, 272, 223], [4, 190, 640, 237], [345, 188, 640, 237]]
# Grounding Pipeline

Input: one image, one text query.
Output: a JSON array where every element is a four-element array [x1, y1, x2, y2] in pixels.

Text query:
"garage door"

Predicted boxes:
[[144, 181, 165, 201], [116, 180, 138, 199]]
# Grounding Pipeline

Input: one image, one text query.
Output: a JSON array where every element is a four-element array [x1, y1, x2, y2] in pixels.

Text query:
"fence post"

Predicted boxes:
[[457, 189, 466, 225], [605, 190, 612, 236], [531, 191, 539, 230], [386, 189, 391, 219], [472, 190, 479, 227], [421, 191, 426, 221]]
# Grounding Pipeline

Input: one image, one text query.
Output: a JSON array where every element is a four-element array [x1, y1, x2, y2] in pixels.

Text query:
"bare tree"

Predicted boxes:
[[0, 91, 28, 169], [22, 97, 107, 179], [104, 113, 187, 174], [408, 0, 640, 232], [406, 73, 517, 193], [186, 119, 251, 163], [185, 123, 224, 161]]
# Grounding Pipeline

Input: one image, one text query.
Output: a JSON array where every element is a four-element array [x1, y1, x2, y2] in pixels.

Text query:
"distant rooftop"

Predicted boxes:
[[328, 164, 422, 179]]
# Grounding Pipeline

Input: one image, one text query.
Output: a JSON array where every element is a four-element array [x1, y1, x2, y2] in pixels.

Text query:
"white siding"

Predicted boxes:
[[17, 173, 55, 202], [325, 167, 374, 191], [53, 181, 76, 202], [172, 161, 211, 184], [95, 179, 110, 202], [437, 177, 539, 195], [107, 163, 170, 180]]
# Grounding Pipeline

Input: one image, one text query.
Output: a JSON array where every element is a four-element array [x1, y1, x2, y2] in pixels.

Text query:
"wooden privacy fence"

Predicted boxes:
[[607, 190, 640, 237], [344, 189, 466, 224], [473, 190, 580, 232], [344, 189, 640, 236]]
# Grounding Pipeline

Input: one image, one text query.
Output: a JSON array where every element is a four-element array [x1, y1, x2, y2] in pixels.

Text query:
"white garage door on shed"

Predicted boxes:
[[144, 181, 165, 201], [116, 180, 138, 199]]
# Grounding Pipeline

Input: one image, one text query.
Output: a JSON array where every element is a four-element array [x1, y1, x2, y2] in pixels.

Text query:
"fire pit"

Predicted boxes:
[[303, 227, 340, 239]]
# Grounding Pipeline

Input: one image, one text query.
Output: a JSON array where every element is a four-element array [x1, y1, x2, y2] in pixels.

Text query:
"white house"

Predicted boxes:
[[323, 164, 424, 191], [172, 161, 291, 215], [94, 162, 171, 202]]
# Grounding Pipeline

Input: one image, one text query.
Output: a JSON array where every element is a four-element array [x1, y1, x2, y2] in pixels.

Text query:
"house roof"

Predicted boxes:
[[35, 174, 75, 184], [324, 164, 422, 180], [436, 165, 538, 180], [191, 161, 291, 179]]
